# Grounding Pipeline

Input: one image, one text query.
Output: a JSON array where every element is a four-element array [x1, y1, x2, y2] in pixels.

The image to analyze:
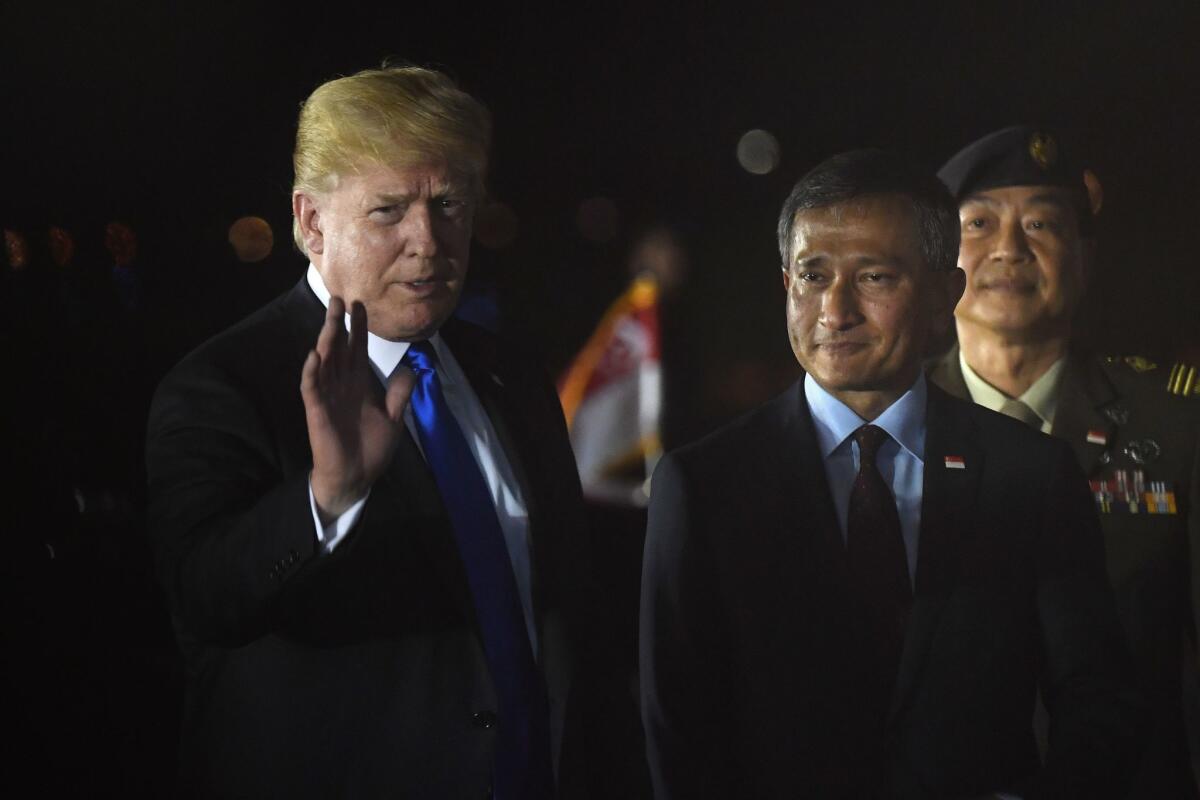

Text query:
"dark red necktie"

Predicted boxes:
[[846, 424, 912, 715]]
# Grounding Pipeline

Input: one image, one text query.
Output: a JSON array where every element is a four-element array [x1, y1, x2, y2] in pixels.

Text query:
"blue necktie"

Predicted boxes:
[[402, 341, 552, 800]]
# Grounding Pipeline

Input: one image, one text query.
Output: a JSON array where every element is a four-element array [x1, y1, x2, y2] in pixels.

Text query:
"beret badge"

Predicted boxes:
[[1028, 131, 1058, 170]]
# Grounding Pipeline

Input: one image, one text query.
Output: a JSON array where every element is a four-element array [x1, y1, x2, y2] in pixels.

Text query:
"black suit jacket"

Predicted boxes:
[[147, 279, 595, 799], [640, 379, 1145, 799], [931, 345, 1200, 797]]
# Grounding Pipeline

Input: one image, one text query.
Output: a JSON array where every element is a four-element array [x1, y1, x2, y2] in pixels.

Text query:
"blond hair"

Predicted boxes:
[[292, 65, 491, 253]]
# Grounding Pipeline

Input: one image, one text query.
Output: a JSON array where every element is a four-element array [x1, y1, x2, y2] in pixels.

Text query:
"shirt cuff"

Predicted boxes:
[[308, 482, 369, 553]]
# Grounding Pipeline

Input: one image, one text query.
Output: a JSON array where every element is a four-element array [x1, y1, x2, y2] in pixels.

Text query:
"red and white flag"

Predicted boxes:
[[558, 276, 662, 507]]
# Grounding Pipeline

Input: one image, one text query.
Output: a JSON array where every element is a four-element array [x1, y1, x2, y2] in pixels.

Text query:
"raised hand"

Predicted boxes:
[[300, 297, 415, 521]]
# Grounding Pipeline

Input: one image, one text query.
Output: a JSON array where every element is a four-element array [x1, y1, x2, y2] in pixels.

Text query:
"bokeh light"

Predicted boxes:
[[228, 216, 274, 263], [105, 221, 139, 267], [48, 225, 75, 268], [736, 129, 781, 175], [5, 229, 30, 271]]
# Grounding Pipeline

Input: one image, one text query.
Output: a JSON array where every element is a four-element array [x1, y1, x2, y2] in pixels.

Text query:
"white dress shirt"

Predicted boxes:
[[304, 265, 537, 650], [959, 350, 1066, 434]]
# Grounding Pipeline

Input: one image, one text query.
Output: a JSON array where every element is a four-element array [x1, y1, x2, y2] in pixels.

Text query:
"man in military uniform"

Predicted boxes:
[[930, 124, 1200, 797]]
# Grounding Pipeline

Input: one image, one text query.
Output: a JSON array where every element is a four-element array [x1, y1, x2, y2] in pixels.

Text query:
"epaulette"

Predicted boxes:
[[1103, 354, 1200, 397], [1166, 362, 1200, 397], [1104, 355, 1159, 373]]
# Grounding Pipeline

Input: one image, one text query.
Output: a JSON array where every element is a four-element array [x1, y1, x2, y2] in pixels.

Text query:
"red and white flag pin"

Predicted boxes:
[[1086, 429, 1107, 446], [944, 455, 966, 470]]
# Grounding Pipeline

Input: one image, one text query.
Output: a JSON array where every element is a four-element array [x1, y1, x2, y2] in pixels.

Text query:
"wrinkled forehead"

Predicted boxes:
[[329, 146, 481, 195], [790, 196, 921, 251], [960, 184, 1082, 217], [328, 156, 477, 201]]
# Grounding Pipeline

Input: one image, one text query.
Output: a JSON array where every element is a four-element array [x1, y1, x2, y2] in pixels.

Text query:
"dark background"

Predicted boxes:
[[6, 3, 1200, 383], [3, 1, 1199, 795]]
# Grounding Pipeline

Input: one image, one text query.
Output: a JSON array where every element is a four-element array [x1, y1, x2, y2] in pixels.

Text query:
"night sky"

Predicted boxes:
[[6, 1, 1200, 434]]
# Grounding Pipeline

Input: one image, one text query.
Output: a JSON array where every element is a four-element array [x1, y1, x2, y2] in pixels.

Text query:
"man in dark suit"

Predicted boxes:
[[929, 125, 1200, 797], [147, 65, 595, 798], [640, 149, 1144, 799]]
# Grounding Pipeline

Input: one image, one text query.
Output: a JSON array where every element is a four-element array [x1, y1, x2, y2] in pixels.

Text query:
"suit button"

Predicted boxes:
[[472, 710, 497, 729]]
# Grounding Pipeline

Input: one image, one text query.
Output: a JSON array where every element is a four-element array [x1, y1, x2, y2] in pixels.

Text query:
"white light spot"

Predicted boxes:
[[737, 129, 780, 175]]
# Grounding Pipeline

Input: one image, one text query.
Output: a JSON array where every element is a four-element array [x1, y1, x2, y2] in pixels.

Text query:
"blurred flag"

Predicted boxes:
[[559, 275, 662, 507]]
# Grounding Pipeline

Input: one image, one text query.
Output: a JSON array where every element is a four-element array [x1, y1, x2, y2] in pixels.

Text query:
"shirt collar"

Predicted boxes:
[[804, 372, 927, 462], [306, 264, 451, 385], [958, 349, 1065, 427]]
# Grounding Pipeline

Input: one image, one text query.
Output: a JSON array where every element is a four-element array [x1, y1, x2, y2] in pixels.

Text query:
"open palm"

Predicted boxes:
[[301, 297, 414, 520]]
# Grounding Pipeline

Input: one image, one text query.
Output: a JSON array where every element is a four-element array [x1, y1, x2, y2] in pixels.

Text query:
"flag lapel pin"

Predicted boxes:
[[944, 455, 966, 470], [1086, 429, 1107, 446]]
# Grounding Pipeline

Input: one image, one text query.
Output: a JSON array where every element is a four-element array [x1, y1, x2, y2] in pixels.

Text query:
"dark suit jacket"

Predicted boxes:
[[146, 279, 595, 799], [931, 346, 1200, 797], [640, 379, 1145, 799]]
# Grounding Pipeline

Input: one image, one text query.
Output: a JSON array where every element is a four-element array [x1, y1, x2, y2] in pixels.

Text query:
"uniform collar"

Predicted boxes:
[[959, 349, 1065, 428]]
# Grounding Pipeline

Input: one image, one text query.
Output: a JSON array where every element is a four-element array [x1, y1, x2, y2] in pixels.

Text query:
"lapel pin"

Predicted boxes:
[[1086, 429, 1108, 446], [490, 373, 504, 387], [944, 456, 966, 470]]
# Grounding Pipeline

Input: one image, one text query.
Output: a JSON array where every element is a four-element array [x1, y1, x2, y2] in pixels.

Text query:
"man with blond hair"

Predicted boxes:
[[148, 65, 596, 799]]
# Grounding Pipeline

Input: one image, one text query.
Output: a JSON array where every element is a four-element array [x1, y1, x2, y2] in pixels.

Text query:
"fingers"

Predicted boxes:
[[385, 365, 417, 424], [298, 350, 321, 400], [300, 349, 324, 413], [314, 296, 348, 380], [347, 300, 369, 370], [309, 297, 380, 413]]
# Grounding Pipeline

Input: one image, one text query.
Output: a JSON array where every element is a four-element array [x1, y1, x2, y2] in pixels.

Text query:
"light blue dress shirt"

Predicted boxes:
[[805, 374, 1023, 800], [804, 372, 926, 584]]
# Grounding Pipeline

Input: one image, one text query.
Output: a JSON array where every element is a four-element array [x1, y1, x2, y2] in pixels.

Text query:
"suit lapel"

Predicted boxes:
[[1051, 355, 1118, 477], [441, 321, 540, 526], [282, 276, 328, 370], [889, 384, 982, 722], [764, 381, 849, 604], [375, 425, 480, 624], [794, 390, 851, 587], [439, 321, 549, 629]]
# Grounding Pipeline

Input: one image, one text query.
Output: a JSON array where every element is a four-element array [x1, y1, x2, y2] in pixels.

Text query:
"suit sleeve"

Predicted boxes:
[[640, 452, 736, 799], [146, 358, 326, 647], [1189, 427, 1200, 675], [1027, 439, 1149, 799], [1185, 423, 1200, 769]]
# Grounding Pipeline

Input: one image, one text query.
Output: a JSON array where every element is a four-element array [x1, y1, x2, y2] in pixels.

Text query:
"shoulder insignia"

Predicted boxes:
[[1123, 355, 1157, 372], [1167, 362, 1199, 397]]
